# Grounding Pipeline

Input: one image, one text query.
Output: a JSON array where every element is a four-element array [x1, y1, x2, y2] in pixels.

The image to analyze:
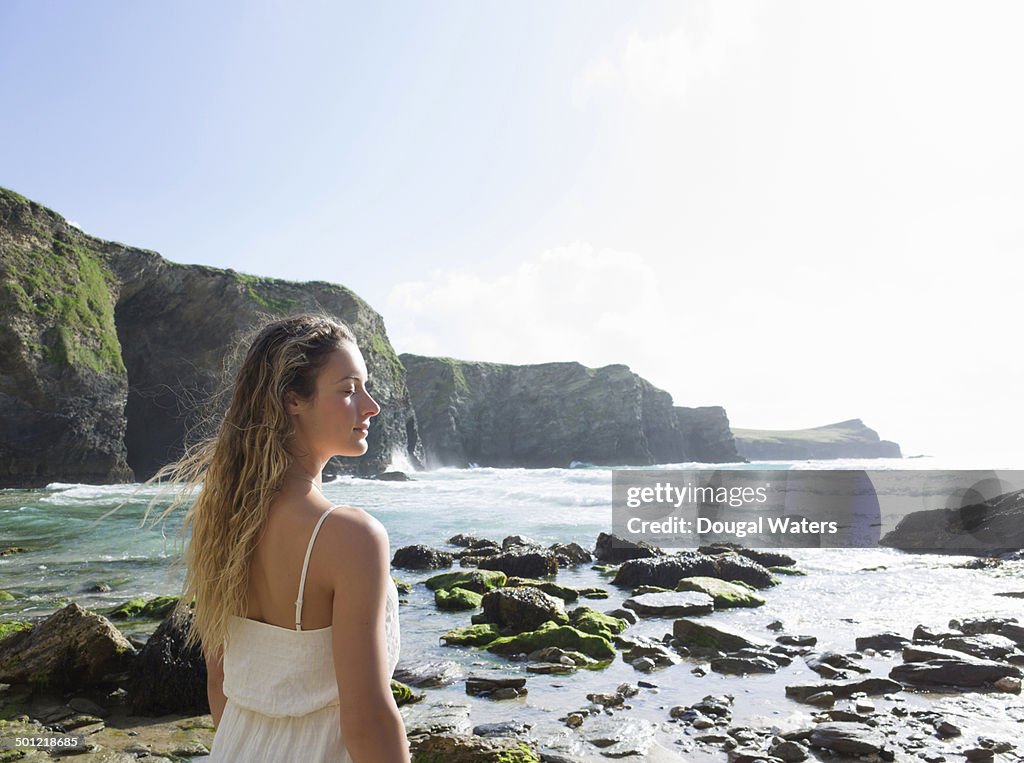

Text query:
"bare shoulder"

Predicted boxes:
[[318, 506, 390, 572]]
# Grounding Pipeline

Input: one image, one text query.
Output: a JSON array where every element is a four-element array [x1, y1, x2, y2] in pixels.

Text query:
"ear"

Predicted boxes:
[[283, 390, 303, 415]]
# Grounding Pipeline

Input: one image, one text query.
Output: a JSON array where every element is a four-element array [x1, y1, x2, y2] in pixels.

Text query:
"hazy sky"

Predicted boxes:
[[2, 1, 1021, 464]]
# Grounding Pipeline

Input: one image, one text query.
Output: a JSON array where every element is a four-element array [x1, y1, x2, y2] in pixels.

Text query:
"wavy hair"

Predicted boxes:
[[148, 313, 357, 657]]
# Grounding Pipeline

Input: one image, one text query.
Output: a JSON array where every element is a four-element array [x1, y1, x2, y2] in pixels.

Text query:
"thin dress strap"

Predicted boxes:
[[295, 507, 338, 631]]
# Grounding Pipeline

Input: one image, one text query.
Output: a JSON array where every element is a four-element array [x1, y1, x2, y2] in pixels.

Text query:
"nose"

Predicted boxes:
[[363, 390, 381, 418]]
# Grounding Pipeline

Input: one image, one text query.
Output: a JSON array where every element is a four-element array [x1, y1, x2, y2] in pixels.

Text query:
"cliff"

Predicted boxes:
[[399, 354, 740, 468], [0, 187, 422, 486], [732, 419, 901, 460]]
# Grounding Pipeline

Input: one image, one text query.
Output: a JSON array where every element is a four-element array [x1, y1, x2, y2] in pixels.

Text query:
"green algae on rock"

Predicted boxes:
[[675, 576, 766, 608]]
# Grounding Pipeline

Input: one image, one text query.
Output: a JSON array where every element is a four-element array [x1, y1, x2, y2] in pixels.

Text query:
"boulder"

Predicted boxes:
[[672, 619, 771, 653], [0, 602, 134, 691], [889, 658, 1021, 687], [698, 543, 796, 568], [785, 678, 902, 701], [480, 586, 567, 634], [128, 612, 208, 715], [594, 532, 663, 563], [486, 621, 615, 661], [505, 577, 578, 602], [809, 722, 887, 756], [425, 569, 507, 594], [391, 659, 463, 688], [478, 551, 558, 578], [623, 591, 715, 618], [939, 634, 1018, 661], [855, 632, 910, 652], [568, 607, 629, 641], [709, 656, 778, 674], [435, 587, 482, 611], [548, 542, 593, 566], [392, 545, 453, 570], [440, 624, 501, 647], [675, 576, 766, 608]]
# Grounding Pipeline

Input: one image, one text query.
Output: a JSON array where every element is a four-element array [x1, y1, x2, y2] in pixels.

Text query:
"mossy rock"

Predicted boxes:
[[505, 577, 579, 602], [412, 735, 541, 763], [392, 577, 413, 594], [486, 621, 615, 661], [435, 586, 482, 611], [675, 576, 766, 608], [0, 591, 15, 602], [390, 679, 422, 707], [577, 587, 609, 599], [107, 595, 179, 620], [441, 623, 501, 646], [568, 607, 629, 641], [592, 564, 620, 576], [632, 585, 672, 595], [0, 620, 32, 641], [425, 569, 507, 594], [107, 597, 147, 619], [770, 566, 806, 576]]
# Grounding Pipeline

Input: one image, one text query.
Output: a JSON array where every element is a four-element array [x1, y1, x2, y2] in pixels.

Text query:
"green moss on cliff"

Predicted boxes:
[[232, 272, 300, 314], [1, 231, 124, 375]]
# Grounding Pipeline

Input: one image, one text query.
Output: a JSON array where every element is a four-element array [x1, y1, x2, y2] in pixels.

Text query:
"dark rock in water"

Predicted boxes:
[[785, 678, 902, 701], [698, 543, 796, 568], [548, 542, 593, 566], [889, 658, 1021, 687], [855, 632, 910, 652], [594, 532, 663, 563], [805, 652, 869, 675], [769, 739, 809, 762], [950, 615, 1019, 636], [903, 644, 988, 663], [409, 733, 540, 762], [710, 553, 776, 589], [1001, 623, 1024, 647], [673, 619, 771, 653], [473, 720, 532, 737], [808, 722, 888, 756], [995, 591, 1024, 599], [478, 550, 558, 578], [777, 634, 816, 647], [623, 591, 714, 618], [616, 634, 681, 671], [880, 488, 1024, 554], [612, 551, 718, 589], [128, 612, 207, 715], [392, 659, 464, 688], [606, 607, 638, 625], [369, 470, 412, 481], [392, 544, 453, 570], [481, 586, 567, 634], [913, 624, 956, 642], [465, 675, 527, 698], [0, 602, 134, 691], [939, 634, 1017, 661], [709, 655, 778, 674], [502, 534, 542, 551], [448, 533, 494, 547]]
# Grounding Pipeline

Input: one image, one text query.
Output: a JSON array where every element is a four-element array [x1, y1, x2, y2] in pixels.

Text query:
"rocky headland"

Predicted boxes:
[[733, 419, 902, 461], [400, 354, 739, 468]]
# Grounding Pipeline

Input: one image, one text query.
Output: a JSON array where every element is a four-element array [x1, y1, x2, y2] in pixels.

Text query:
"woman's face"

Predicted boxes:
[[288, 343, 381, 460]]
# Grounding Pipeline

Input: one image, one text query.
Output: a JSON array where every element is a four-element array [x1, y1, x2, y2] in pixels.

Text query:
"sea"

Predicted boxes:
[[2, 457, 1023, 758]]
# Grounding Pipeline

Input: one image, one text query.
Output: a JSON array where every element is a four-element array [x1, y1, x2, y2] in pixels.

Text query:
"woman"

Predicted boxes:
[[154, 314, 409, 762]]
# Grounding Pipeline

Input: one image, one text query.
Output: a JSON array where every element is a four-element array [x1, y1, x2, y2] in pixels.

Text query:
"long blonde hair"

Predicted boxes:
[[150, 314, 356, 656]]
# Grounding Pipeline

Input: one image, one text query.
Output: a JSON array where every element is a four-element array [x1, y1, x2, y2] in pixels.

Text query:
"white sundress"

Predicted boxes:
[[205, 507, 402, 762]]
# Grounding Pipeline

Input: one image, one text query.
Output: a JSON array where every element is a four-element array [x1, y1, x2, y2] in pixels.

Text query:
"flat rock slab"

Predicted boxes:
[[890, 658, 1021, 687], [673, 618, 771, 652], [623, 591, 714, 617], [786, 677, 902, 701], [400, 700, 473, 737], [809, 722, 887, 755]]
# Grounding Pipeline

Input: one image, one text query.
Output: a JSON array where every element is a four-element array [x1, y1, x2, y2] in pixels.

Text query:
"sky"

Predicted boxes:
[[1, 1, 1022, 465]]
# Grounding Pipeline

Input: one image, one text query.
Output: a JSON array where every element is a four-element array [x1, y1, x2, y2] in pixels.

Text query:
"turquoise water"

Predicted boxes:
[[3, 458, 1023, 756]]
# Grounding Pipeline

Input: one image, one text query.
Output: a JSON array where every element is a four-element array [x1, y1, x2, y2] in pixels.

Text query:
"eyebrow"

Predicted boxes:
[[336, 375, 368, 383]]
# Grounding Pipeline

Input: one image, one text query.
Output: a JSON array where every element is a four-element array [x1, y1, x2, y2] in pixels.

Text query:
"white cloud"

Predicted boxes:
[[386, 242, 673, 371], [574, 1, 758, 107]]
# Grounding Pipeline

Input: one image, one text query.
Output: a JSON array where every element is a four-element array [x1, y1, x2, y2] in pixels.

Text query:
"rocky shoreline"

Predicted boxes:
[[2, 535, 1022, 762]]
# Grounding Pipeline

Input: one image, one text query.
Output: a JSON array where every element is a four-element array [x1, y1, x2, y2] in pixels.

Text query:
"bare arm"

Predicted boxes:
[[205, 645, 227, 727], [328, 511, 409, 763]]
